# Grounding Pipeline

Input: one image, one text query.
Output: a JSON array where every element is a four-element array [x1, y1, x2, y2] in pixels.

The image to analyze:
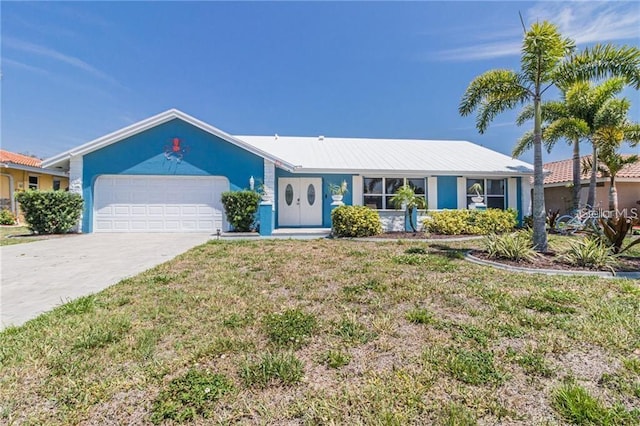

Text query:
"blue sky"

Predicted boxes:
[[2, 1, 639, 164]]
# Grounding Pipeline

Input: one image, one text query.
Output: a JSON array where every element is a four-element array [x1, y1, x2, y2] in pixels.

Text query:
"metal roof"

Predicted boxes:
[[41, 108, 533, 176], [236, 135, 534, 176]]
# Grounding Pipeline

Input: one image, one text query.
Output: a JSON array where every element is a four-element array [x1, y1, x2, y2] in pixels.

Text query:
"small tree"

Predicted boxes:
[[389, 185, 426, 232], [220, 190, 261, 232], [15, 191, 83, 234]]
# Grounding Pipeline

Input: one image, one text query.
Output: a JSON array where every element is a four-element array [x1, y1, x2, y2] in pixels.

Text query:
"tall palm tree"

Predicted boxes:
[[512, 78, 626, 211], [585, 97, 640, 212], [460, 21, 640, 252]]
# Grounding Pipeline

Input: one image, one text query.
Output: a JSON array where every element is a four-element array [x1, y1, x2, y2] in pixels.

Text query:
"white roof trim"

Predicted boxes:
[[0, 162, 68, 177], [42, 109, 296, 171]]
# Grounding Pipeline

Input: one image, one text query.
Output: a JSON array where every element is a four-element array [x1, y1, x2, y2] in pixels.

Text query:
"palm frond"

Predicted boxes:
[[459, 70, 529, 134], [557, 44, 640, 89], [512, 131, 534, 157]]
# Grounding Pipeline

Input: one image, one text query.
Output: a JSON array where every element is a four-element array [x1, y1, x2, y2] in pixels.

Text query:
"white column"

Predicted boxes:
[[69, 155, 83, 232], [507, 178, 518, 211], [457, 177, 467, 209], [351, 175, 363, 206], [263, 159, 275, 210], [521, 178, 532, 215], [427, 177, 438, 210]]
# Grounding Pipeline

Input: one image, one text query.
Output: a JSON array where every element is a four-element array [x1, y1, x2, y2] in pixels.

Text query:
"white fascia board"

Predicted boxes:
[[42, 109, 297, 172], [1, 163, 68, 177], [289, 168, 534, 177]]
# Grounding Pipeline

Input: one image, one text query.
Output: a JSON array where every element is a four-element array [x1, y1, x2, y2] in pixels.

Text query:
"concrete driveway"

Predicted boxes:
[[0, 233, 212, 329]]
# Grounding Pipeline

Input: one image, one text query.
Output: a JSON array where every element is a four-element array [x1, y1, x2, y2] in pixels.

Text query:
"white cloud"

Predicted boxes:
[[526, 2, 639, 45], [3, 37, 122, 87], [431, 41, 522, 61], [2, 57, 51, 75], [432, 1, 639, 62]]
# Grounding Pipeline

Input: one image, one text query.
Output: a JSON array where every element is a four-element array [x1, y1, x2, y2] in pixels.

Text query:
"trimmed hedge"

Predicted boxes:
[[424, 209, 517, 235], [331, 205, 382, 238], [15, 190, 83, 234], [221, 190, 262, 232]]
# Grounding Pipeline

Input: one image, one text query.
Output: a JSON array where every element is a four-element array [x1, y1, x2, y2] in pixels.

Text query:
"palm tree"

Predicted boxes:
[[390, 184, 426, 232], [460, 21, 640, 252], [512, 78, 626, 211], [582, 97, 640, 212]]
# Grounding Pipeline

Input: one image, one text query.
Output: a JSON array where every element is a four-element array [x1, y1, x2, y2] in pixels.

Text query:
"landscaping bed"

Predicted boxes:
[[470, 249, 640, 273]]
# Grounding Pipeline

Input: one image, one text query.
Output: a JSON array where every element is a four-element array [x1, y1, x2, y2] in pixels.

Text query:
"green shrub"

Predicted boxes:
[[220, 190, 261, 232], [239, 352, 304, 387], [150, 369, 233, 424], [0, 209, 16, 225], [484, 231, 537, 262], [331, 205, 382, 237], [425, 209, 471, 235], [15, 190, 83, 234], [561, 238, 618, 271], [424, 209, 517, 235], [263, 309, 317, 348], [474, 208, 518, 233]]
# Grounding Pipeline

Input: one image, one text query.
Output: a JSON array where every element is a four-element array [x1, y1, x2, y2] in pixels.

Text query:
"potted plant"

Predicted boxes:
[[468, 183, 484, 203], [390, 184, 427, 232], [329, 180, 348, 205]]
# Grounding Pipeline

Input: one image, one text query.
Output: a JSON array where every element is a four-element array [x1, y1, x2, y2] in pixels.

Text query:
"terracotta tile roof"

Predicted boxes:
[[544, 154, 640, 185], [0, 149, 42, 167]]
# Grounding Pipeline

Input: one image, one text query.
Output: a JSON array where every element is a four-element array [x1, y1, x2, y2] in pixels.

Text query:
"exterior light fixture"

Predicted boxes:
[[249, 176, 255, 190]]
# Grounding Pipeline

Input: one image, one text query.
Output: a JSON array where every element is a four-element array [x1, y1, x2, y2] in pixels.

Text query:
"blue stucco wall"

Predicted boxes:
[[82, 118, 264, 232], [274, 170, 353, 228], [436, 176, 458, 209]]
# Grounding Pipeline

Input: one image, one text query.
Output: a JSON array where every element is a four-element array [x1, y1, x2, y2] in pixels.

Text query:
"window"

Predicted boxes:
[[53, 179, 61, 191], [363, 177, 426, 209], [28, 175, 39, 190], [466, 178, 505, 209]]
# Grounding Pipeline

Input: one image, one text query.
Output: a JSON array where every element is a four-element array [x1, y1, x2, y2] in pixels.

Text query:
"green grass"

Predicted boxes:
[[0, 225, 38, 246], [0, 238, 638, 424], [552, 382, 640, 425], [239, 352, 304, 388], [263, 308, 317, 348], [150, 369, 234, 424]]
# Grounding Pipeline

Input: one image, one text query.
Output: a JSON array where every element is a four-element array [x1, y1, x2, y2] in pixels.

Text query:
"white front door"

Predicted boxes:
[[278, 178, 322, 226]]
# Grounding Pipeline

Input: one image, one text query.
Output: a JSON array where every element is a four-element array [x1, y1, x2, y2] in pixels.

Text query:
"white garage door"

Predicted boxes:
[[94, 175, 228, 232]]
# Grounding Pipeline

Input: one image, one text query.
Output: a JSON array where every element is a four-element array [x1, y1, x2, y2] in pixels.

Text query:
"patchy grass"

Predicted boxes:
[[0, 239, 638, 424], [0, 226, 37, 246]]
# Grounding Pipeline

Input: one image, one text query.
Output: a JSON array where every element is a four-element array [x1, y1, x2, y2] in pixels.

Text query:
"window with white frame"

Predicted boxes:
[[363, 177, 426, 209], [466, 178, 505, 209], [28, 175, 39, 190]]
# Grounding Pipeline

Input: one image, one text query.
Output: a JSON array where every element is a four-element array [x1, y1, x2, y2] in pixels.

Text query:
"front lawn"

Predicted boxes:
[[1, 239, 638, 424], [0, 226, 36, 246]]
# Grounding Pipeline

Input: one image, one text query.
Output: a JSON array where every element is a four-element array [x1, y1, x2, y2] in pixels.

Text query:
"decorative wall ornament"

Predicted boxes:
[[164, 137, 190, 163]]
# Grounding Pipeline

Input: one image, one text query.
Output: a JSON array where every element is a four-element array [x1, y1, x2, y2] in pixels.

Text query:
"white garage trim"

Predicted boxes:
[[94, 175, 228, 233]]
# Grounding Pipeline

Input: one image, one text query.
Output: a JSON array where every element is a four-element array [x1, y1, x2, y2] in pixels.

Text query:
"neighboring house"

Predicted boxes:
[[1, 149, 69, 216], [42, 109, 534, 234], [544, 155, 640, 215]]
